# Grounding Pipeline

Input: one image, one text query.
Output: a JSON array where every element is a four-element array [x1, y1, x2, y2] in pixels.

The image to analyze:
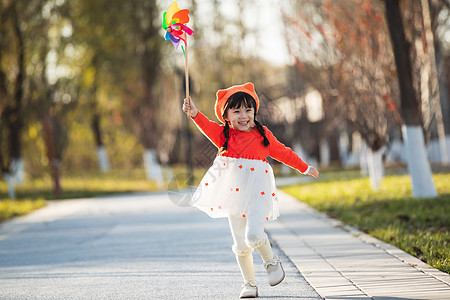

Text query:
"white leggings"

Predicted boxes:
[[228, 214, 274, 282], [228, 214, 268, 255]]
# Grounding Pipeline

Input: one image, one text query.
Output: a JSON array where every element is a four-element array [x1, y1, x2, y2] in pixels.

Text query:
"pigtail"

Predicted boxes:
[[220, 121, 231, 153], [254, 120, 270, 147]]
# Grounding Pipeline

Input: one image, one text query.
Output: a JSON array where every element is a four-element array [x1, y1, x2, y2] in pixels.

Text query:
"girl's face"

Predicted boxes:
[[225, 104, 255, 132]]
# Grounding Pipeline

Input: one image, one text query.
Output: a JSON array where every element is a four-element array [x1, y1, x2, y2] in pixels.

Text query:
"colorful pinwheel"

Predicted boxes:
[[162, 1, 195, 108], [162, 1, 194, 54]]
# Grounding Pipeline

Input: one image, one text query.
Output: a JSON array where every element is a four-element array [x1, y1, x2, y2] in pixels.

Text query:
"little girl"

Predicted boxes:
[[182, 82, 319, 298]]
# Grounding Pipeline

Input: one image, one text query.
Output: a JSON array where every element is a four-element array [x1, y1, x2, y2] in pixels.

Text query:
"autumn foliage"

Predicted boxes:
[[283, 0, 403, 151]]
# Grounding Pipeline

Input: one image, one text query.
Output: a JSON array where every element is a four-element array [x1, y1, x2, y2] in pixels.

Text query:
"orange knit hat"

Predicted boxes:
[[215, 82, 260, 124]]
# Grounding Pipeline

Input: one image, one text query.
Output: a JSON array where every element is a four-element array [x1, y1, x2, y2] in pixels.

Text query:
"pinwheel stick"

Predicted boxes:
[[185, 46, 189, 106]]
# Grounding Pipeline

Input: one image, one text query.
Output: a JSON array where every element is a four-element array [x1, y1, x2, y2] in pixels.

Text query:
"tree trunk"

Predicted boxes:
[[338, 131, 349, 167], [90, 68, 110, 172], [319, 139, 330, 168], [10, 0, 24, 164], [8, 1, 25, 185], [4, 173, 15, 199], [0, 1, 25, 196], [0, 20, 9, 177], [360, 141, 369, 176], [131, 0, 164, 187], [43, 113, 62, 198], [143, 149, 164, 188], [346, 131, 362, 167], [92, 112, 110, 171], [384, 0, 437, 198], [429, 0, 450, 162], [421, 0, 448, 164], [367, 148, 384, 190], [11, 158, 24, 183], [402, 125, 437, 197]]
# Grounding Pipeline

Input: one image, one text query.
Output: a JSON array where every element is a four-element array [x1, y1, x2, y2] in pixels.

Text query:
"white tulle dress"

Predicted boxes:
[[191, 155, 280, 221]]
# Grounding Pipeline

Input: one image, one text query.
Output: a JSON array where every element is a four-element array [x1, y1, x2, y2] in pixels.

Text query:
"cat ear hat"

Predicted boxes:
[[215, 82, 260, 124]]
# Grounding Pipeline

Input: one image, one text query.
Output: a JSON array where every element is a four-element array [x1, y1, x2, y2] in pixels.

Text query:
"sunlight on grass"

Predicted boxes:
[[0, 199, 46, 222]]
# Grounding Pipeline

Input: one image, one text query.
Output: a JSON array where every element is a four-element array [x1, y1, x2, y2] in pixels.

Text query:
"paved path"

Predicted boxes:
[[0, 192, 320, 300], [1, 186, 450, 299]]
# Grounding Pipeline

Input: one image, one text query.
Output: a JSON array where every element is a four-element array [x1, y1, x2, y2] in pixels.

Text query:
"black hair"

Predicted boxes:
[[219, 92, 270, 153]]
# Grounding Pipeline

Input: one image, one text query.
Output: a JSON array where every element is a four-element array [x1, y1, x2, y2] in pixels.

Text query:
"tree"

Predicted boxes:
[[131, 0, 165, 186], [0, 0, 25, 198], [430, 0, 450, 137], [401, 0, 449, 164], [383, 0, 437, 198], [23, 0, 76, 197], [282, 0, 400, 189], [421, 0, 448, 163], [69, 0, 125, 173]]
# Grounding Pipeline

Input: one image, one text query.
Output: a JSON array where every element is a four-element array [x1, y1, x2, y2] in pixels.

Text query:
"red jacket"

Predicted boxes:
[[192, 112, 309, 173]]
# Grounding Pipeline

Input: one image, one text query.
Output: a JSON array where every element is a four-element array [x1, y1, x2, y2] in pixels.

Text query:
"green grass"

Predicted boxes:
[[282, 173, 450, 274], [0, 199, 46, 222]]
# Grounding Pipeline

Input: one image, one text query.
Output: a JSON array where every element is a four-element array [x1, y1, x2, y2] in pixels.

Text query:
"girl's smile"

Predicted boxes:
[[225, 105, 255, 132]]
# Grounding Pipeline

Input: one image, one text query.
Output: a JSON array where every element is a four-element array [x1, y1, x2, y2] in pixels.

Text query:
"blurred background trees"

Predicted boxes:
[[281, 0, 449, 196], [282, 0, 400, 189], [1, 0, 449, 198]]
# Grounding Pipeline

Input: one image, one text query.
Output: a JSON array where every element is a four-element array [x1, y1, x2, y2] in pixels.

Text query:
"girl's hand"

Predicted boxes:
[[182, 97, 199, 118], [307, 166, 319, 178]]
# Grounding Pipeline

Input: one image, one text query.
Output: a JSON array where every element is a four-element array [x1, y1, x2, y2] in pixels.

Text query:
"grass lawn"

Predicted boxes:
[[282, 172, 450, 274], [0, 199, 46, 222]]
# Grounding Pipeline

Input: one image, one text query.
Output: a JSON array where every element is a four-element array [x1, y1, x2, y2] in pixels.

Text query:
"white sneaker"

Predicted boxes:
[[264, 255, 285, 286], [239, 281, 258, 298]]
